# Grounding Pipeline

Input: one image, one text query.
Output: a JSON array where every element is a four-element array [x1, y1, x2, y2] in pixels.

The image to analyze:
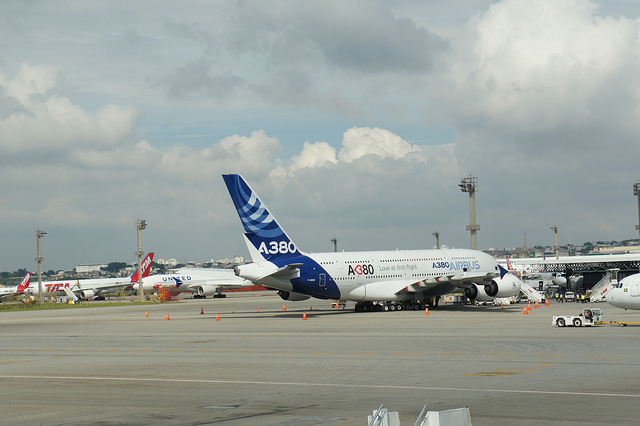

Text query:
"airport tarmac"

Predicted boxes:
[[2, 294, 640, 425]]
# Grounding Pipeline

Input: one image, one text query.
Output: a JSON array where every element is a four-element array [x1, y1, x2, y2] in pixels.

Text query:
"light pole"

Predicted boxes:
[[459, 176, 480, 250], [551, 225, 559, 260], [634, 181, 640, 243], [432, 232, 440, 249], [36, 229, 46, 304], [136, 219, 147, 303], [331, 238, 338, 252]]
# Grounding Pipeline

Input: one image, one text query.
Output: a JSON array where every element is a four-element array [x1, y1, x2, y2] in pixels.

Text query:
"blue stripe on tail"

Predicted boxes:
[[223, 174, 301, 261]]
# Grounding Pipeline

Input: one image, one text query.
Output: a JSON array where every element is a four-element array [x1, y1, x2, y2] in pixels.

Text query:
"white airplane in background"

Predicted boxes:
[[222, 174, 521, 311], [0, 273, 31, 301], [605, 273, 640, 309], [26, 253, 154, 299], [141, 267, 254, 298]]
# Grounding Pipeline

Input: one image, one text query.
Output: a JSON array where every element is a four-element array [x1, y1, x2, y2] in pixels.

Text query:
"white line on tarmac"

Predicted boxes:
[[1, 375, 639, 398]]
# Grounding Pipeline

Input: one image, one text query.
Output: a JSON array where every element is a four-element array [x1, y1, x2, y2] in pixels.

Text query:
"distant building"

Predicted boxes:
[[76, 264, 107, 274]]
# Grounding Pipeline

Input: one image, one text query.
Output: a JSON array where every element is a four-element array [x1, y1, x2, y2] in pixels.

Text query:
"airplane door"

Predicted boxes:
[[631, 281, 640, 297], [320, 273, 326, 287]]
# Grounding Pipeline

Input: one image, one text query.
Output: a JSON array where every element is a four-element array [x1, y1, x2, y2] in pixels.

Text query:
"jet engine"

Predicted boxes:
[[278, 290, 311, 301], [197, 285, 219, 297], [552, 273, 567, 287], [465, 274, 521, 301], [79, 290, 95, 300]]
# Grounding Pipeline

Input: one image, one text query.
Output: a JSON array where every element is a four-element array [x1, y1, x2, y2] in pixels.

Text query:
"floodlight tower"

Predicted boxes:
[[634, 181, 640, 243], [432, 232, 440, 249], [551, 225, 559, 260], [35, 229, 46, 304], [459, 176, 480, 250], [331, 238, 338, 252], [136, 218, 147, 303]]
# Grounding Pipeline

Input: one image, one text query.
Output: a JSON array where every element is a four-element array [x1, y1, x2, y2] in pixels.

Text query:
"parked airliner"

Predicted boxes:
[[222, 174, 520, 311], [0, 273, 31, 300], [605, 273, 640, 309], [27, 253, 154, 299], [141, 267, 253, 298]]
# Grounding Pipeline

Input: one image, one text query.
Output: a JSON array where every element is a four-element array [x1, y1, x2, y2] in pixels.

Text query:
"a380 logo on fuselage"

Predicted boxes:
[[258, 241, 297, 255], [348, 264, 374, 276]]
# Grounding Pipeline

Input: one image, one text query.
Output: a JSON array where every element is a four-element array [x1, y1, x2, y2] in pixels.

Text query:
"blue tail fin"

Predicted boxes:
[[222, 174, 301, 262]]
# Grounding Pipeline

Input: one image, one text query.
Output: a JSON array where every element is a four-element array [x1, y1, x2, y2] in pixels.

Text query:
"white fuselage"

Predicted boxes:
[[606, 273, 640, 309], [142, 268, 252, 295], [26, 277, 132, 297], [238, 248, 511, 302]]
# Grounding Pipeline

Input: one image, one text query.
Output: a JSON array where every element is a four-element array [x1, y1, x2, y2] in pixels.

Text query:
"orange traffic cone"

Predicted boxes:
[[425, 307, 429, 316], [200, 308, 204, 315], [545, 299, 549, 306], [535, 301, 539, 308], [302, 312, 307, 320], [523, 307, 528, 315], [283, 304, 287, 311], [257, 308, 260, 312], [527, 302, 532, 311], [216, 313, 220, 321], [165, 313, 170, 320], [144, 311, 149, 317], [500, 304, 504, 309]]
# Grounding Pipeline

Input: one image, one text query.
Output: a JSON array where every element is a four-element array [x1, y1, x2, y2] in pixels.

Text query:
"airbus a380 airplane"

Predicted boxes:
[[222, 174, 520, 311], [606, 273, 640, 310]]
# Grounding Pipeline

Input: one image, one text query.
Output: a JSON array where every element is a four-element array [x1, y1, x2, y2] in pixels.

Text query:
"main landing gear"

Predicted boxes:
[[354, 297, 439, 312]]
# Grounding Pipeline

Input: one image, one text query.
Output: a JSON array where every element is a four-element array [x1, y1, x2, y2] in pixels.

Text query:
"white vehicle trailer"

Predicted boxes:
[[553, 308, 603, 327]]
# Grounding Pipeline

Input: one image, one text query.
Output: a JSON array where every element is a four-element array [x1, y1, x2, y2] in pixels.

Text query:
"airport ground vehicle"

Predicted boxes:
[[564, 291, 575, 302], [553, 308, 603, 327]]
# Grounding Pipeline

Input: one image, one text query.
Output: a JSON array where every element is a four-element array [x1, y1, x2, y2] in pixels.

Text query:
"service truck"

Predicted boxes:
[[553, 308, 603, 327]]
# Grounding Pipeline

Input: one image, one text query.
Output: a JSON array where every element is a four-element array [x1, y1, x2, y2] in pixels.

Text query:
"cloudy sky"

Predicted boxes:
[[2, 0, 640, 272]]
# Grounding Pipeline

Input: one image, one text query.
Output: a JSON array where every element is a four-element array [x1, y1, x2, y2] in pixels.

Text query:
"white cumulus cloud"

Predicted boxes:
[[338, 126, 425, 162]]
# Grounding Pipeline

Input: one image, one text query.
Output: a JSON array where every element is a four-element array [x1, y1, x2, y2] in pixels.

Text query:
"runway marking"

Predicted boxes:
[[467, 369, 536, 377], [482, 354, 517, 357], [391, 353, 422, 356], [538, 363, 557, 367], [4, 374, 639, 398]]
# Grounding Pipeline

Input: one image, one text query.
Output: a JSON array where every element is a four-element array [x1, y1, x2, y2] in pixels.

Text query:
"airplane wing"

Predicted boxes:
[[70, 281, 132, 297], [387, 269, 500, 297]]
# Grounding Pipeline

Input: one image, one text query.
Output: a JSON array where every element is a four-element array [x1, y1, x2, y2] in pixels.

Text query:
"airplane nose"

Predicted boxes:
[[605, 290, 614, 302]]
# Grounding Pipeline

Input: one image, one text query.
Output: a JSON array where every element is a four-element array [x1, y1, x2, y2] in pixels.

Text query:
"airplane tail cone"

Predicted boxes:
[[216, 313, 220, 321], [302, 312, 307, 320], [523, 307, 528, 315], [425, 307, 429, 316], [165, 314, 170, 321], [200, 308, 204, 315], [145, 311, 149, 318]]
